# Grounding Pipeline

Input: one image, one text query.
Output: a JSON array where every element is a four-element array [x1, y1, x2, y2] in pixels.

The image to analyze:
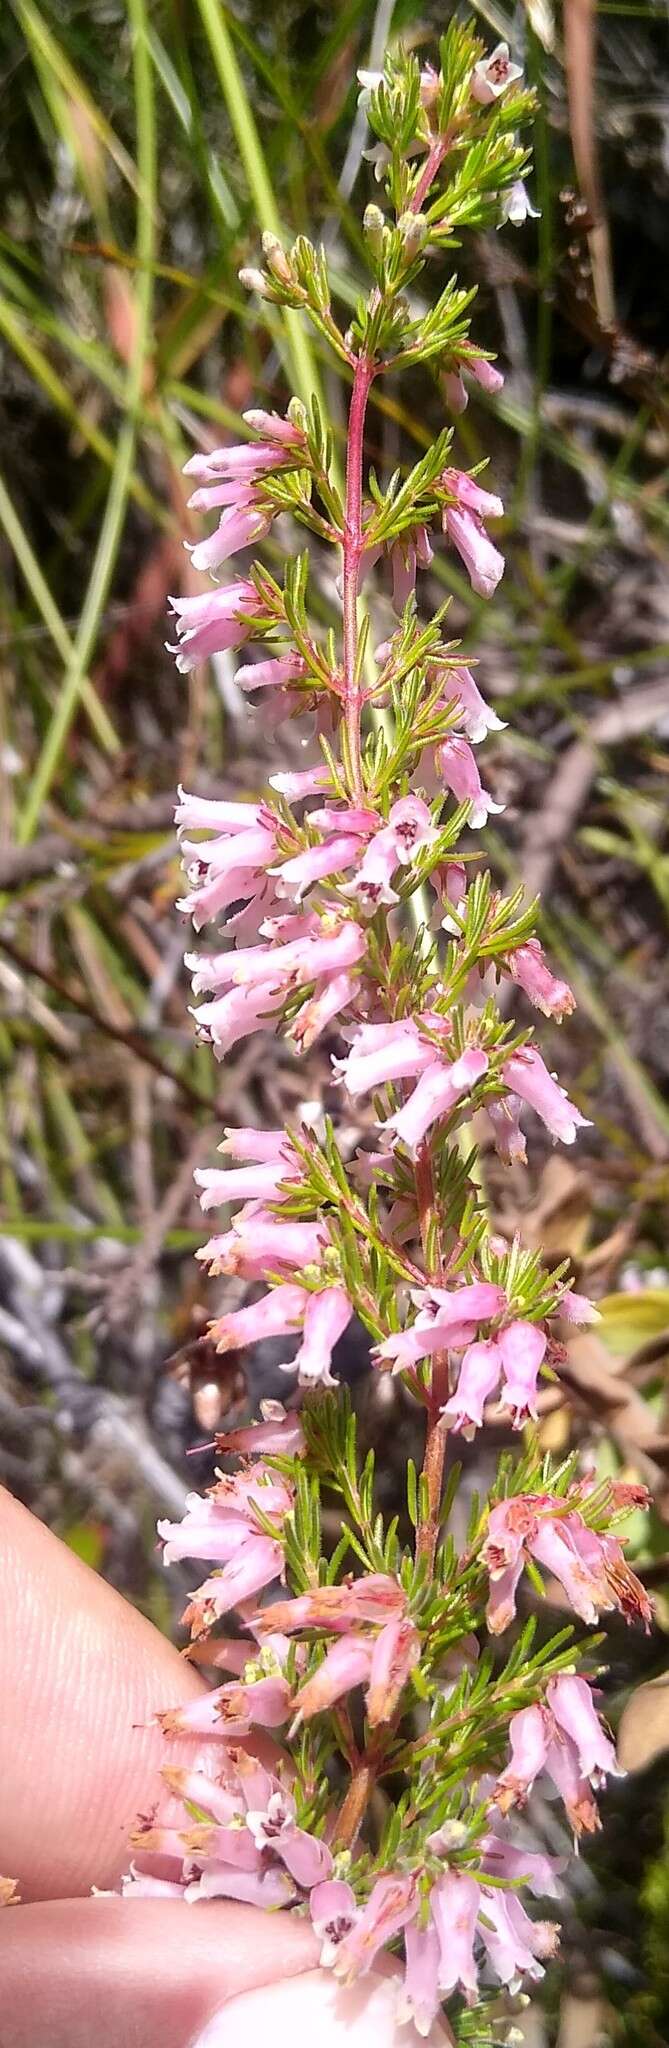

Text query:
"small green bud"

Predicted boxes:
[[363, 203, 386, 257], [287, 397, 309, 435], [398, 211, 427, 256]]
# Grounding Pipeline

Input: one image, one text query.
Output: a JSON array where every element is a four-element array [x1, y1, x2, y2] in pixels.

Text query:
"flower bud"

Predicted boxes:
[[238, 266, 274, 298], [398, 212, 426, 257], [261, 231, 296, 286], [287, 396, 308, 435], [363, 203, 386, 257]]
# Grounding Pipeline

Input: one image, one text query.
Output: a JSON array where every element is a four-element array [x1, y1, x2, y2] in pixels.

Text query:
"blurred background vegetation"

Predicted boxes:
[[0, 2, 668, 2041]]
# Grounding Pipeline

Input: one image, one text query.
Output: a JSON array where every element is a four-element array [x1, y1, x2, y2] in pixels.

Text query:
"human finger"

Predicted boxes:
[[0, 1896, 318, 2048], [0, 1486, 206, 1899]]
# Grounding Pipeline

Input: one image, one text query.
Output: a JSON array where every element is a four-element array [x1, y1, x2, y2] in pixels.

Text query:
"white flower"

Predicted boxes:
[[471, 42, 524, 106], [500, 180, 541, 227]]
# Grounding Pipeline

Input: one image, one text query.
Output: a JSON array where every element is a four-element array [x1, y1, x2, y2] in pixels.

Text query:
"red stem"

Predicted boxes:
[[412, 136, 449, 217], [343, 355, 375, 799]]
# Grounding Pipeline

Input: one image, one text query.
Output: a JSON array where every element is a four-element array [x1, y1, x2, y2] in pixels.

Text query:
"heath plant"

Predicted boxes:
[[125, 25, 651, 2044]]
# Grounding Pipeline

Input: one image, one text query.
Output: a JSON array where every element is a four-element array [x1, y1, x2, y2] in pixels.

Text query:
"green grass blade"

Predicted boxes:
[[0, 468, 119, 757], [16, 0, 157, 843], [194, 0, 321, 410]]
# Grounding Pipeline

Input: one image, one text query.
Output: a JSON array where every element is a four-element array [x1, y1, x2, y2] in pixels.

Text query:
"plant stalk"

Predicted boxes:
[[343, 355, 375, 799]]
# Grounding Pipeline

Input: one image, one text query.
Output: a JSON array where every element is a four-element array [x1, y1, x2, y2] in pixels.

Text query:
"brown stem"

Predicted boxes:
[[416, 1411, 449, 1573], [332, 1761, 373, 1852]]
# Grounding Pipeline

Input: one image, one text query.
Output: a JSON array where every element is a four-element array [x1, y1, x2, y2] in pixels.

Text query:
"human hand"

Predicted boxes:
[[0, 1487, 442, 2047]]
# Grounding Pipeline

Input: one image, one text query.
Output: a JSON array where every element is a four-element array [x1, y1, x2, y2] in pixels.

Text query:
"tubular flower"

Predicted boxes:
[[495, 1676, 624, 1835], [167, 582, 264, 672], [484, 1491, 653, 1634], [440, 470, 505, 598]]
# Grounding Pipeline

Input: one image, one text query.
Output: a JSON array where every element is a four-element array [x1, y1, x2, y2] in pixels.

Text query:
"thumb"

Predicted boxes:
[[0, 1895, 316, 2048], [0, 1895, 448, 2048], [196, 1963, 449, 2048]]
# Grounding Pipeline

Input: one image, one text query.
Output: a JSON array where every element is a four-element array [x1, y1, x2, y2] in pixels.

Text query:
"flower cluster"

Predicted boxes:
[[124, 23, 652, 2047]]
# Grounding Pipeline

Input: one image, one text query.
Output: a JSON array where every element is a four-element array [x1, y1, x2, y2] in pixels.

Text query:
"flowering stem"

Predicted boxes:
[[343, 355, 375, 799], [415, 1137, 449, 1574], [412, 136, 449, 216]]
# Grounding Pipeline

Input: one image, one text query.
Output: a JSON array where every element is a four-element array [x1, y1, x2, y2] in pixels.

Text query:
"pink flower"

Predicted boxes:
[[484, 1491, 652, 1633], [440, 471, 505, 598], [559, 1288, 600, 1325], [294, 1634, 374, 1721], [487, 1091, 527, 1165], [444, 353, 504, 414], [470, 41, 523, 104], [548, 1675, 621, 1783], [389, 527, 433, 612], [157, 1673, 291, 1738], [495, 1680, 623, 1835], [436, 734, 503, 826], [292, 972, 361, 1050], [214, 1401, 306, 1459], [282, 1285, 354, 1389], [220, 1124, 293, 1162], [498, 1319, 547, 1423], [157, 1467, 290, 1577], [366, 1615, 421, 1727], [194, 1158, 295, 1207], [384, 1047, 489, 1154], [167, 581, 263, 671], [175, 788, 266, 836], [374, 1280, 506, 1372], [478, 1888, 557, 1991], [438, 663, 506, 743], [198, 1209, 326, 1279], [245, 1786, 333, 1888], [237, 652, 309, 692], [310, 1879, 360, 1966], [241, 918, 366, 988], [481, 1821, 564, 1899], [183, 418, 303, 485], [256, 1573, 406, 1636], [187, 501, 272, 575], [209, 1282, 308, 1353], [397, 1920, 442, 2038], [495, 1703, 553, 1806], [308, 804, 377, 839], [348, 793, 437, 912], [430, 1870, 479, 1996], [181, 1539, 285, 1633], [334, 1018, 436, 1097], [332, 1874, 418, 1982], [272, 834, 364, 902], [268, 765, 330, 798], [242, 406, 307, 446], [501, 1047, 591, 1145], [177, 806, 277, 929], [442, 1335, 504, 1431], [185, 1865, 294, 1908], [191, 979, 284, 1057], [506, 939, 575, 1020], [436, 860, 467, 932]]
